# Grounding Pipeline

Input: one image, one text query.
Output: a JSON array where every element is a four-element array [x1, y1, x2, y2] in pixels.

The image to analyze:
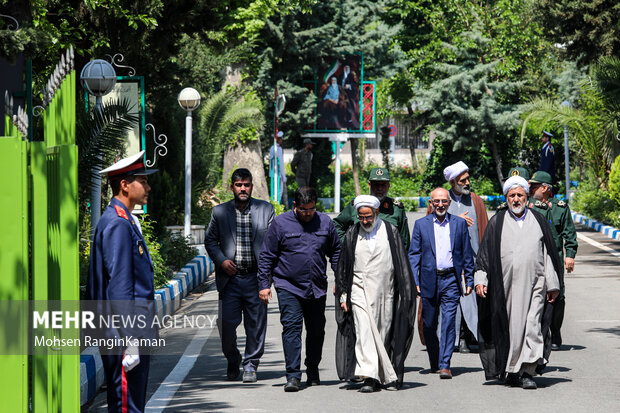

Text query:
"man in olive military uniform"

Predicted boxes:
[[334, 167, 410, 250], [291, 138, 315, 188], [528, 170, 578, 350]]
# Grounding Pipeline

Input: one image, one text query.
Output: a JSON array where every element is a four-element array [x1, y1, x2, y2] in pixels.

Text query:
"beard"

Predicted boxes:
[[360, 217, 379, 233], [509, 202, 525, 215], [454, 183, 470, 196], [433, 206, 447, 217]]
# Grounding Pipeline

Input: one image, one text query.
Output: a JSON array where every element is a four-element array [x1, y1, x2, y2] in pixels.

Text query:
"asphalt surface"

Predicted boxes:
[[86, 211, 620, 412]]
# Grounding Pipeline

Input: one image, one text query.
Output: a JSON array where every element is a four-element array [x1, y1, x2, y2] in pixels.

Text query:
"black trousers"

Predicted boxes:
[[101, 354, 150, 413]]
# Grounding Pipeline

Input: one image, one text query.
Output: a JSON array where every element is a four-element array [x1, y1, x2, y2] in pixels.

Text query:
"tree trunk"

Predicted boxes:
[[490, 139, 504, 187], [223, 139, 270, 201], [351, 138, 361, 196]]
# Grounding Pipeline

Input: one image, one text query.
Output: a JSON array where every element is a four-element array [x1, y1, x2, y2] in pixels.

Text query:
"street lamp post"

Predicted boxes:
[[80, 59, 117, 235], [271, 93, 286, 203], [561, 100, 571, 199], [177, 87, 201, 239]]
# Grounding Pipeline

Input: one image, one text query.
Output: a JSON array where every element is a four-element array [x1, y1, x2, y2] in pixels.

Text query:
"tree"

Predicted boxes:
[[535, 0, 620, 67], [253, 0, 406, 196], [420, 31, 523, 187]]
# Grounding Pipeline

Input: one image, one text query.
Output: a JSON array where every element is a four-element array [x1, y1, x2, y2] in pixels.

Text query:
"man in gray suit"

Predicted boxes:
[[205, 168, 275, 383]]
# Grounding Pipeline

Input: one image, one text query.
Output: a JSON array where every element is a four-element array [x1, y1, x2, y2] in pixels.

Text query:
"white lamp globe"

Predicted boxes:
[[177, 88, 201, 112]]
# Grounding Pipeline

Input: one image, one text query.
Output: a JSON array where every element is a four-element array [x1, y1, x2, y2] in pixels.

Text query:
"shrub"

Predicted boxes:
[[158, 230, 199, 273], [140, 216, 173, 289]]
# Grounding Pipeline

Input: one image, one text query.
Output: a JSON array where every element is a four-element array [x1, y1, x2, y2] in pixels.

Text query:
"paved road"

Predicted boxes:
[[86, 211, 620, 412]]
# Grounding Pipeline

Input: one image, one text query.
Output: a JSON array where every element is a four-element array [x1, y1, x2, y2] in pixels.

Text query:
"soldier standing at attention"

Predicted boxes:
[[334, 167, 410, 250], [87, 151, 157, 413], [528, 171, 577, 351], [539, 130, 555, 176]]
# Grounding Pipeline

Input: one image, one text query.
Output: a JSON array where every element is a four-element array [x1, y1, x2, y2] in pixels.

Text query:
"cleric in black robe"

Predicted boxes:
[[334, 217, 415, 389], [476, 195, 564, 384]]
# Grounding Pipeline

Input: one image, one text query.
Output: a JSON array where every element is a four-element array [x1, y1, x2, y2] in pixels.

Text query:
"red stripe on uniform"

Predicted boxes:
[[122, 362, 128, 413]]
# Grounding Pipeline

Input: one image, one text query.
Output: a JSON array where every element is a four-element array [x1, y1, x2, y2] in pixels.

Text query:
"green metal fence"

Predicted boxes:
[[1, 47, 79, 412]]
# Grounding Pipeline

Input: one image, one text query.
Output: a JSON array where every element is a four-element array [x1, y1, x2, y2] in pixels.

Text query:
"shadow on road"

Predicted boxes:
[[587, 326, 620, 337]]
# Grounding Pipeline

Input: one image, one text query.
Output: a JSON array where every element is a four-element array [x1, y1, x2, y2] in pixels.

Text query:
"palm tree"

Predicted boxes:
[[521, 57, 620, 185], [76, 97, 138, 210], [193, 88, 265, 195]]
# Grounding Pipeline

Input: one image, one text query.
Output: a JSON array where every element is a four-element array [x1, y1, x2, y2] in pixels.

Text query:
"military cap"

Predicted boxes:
[[303, 138, 316, 145], [368, 167, 390, 181], [100, 150, 158, 178], [541, 130, 553, 138], [529, 171, 553, 185], [506, 167, 530, 181]]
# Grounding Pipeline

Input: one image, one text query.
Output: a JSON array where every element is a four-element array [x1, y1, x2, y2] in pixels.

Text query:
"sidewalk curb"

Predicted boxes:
[[79, 254, 215, 406], [572, 211, 620, 240]]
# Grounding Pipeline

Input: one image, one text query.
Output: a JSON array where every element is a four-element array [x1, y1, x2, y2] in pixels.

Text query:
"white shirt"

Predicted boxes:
[[433, 214, 453, 270]]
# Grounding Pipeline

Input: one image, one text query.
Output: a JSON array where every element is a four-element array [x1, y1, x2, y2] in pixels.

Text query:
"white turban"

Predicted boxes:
[[277, 131, 284, 138], [443, 161, 469, 182], [354, 195, 380, 210], [503, 176, 529, 195]]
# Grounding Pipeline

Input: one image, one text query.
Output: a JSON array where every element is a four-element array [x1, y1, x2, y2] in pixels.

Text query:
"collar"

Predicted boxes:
[[508, 207, 528, 221], [433, 213, 449, 225], [235, 198, 252, 213]]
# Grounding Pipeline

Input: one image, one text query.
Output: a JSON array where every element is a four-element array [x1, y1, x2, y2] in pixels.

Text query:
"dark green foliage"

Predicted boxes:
[[535, 0, 620, 67], [139, 216, 173, 290], [158, 231, 199, 273], [420, 31, 523, 189]]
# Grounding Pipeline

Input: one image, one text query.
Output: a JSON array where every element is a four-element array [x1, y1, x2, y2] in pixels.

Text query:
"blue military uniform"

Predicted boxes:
[[539, 131, 555, 176], [86, 151, 156, 413]]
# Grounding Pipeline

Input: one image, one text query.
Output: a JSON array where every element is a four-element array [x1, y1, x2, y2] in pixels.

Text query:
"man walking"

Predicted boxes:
[[335, 195, 415, 392], [475, 176, 562, 389], [291, 138, 314, 188], [432, 161, 488, 353], [409, 188, 475, 379], [258, 187, 341, 392], [334, 167, 410, 250], [205, 168, 275, 383], [528, 171, 577, 351], [87, 151, 157, 412]]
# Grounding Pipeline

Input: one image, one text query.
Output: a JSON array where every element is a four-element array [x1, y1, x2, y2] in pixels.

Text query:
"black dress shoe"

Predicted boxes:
[[306, 370, 320, 386], [551, 343, 560, 351], [284, 377, 301, 392], [520, 373, 537, 389], [505, 373, 520, 387], [227, 360, 240, 380], [359, 378, 378, 393]]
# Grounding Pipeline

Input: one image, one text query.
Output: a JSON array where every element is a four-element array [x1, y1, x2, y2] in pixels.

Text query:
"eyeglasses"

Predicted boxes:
[[431, 199, 450, 205], [297, 207, 316, 213], [357, 215, 375, 222]]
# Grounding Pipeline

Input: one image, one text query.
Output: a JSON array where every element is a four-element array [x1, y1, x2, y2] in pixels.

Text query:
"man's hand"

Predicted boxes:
[[416, 285, 421, 296], [475, 284, 487, 298], [465, 286, 472, 296], [221, 260, 237, 276], [459, 211, 474, 227], [547, 290, 559, 303], [341, 302, 348, 312], [565, 257, 575, 273], [259, 288, 272, 304]]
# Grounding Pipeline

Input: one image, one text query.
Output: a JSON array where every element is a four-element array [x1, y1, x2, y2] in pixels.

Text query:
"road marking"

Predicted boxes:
[[577, 232, 620, 259], [145, 307, 216, 411], [576, 320, 620, 323]]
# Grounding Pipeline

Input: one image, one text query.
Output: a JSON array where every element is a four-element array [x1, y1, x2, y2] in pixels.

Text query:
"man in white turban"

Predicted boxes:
[[475, 176, 562, 389], [335, 195, 415, 393]]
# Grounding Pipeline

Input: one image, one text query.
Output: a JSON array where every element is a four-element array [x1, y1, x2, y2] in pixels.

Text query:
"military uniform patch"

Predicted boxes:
[[114, 205, 129, 220], [557, 200, 566, 207], [393, 199, 404, 208], [497, 202, 508, 210], [139, 245, 144, 255]]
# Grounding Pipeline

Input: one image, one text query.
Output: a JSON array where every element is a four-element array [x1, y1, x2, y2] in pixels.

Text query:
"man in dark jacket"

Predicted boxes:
[[204, 168, 275, 383], [334, 195, 415, 392]]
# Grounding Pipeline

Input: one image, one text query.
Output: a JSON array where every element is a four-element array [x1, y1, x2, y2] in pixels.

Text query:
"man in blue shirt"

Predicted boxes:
[[258, 186, 341, 392]]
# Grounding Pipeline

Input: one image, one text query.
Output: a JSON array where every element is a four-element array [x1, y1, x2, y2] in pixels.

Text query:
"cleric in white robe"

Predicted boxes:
[[474, 176, 563, 389], [334, 195, 415, 392]]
